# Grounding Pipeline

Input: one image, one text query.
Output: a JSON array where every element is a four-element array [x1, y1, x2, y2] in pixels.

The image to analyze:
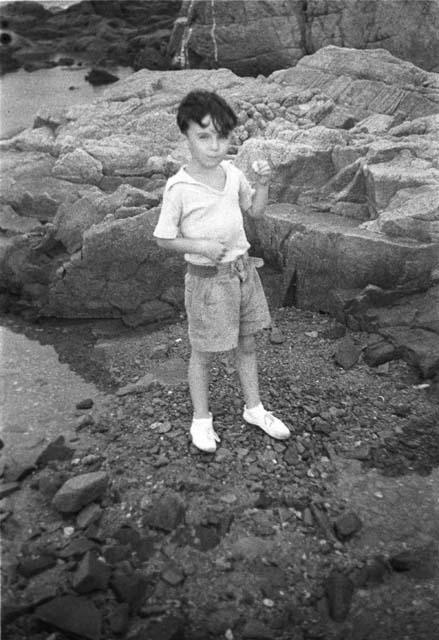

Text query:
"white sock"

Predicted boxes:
[[192, 412, 212, 426], [245, 402, 264, 415]]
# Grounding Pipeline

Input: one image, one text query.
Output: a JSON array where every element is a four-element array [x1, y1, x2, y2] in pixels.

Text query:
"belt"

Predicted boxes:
[[187, 255, 264, 281]]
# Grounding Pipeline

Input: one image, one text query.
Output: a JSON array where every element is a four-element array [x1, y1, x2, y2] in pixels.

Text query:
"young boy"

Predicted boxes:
[[154, 90, 290, 452]]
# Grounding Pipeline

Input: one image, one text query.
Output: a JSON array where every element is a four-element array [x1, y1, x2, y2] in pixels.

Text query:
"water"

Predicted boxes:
[[0, 62, 134, 137]]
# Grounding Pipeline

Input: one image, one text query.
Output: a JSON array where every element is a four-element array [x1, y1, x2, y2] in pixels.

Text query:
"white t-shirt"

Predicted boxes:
[[153, 160, 254, 265]]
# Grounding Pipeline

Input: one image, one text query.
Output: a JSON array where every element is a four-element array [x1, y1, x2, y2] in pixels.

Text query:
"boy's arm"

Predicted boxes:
[[156, 237, 227, 263], [246, 160, 271, 218]]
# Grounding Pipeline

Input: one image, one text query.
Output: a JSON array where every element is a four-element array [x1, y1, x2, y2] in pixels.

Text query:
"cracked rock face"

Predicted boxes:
[[169, 0, 439, 75], [0, 45, 438, 374]]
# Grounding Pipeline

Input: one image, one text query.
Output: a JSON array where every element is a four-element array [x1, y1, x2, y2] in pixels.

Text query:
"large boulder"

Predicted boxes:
[[169, 0, 439, 74], [1, 46, 438, 374]]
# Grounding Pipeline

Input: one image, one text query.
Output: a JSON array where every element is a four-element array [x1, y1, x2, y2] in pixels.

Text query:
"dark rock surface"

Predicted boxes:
[[169, 0, 439, 75], [0, 0, 182, 75]]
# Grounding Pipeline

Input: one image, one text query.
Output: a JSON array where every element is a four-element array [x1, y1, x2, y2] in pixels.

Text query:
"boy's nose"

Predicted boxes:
[[211, 136, 220, 151]]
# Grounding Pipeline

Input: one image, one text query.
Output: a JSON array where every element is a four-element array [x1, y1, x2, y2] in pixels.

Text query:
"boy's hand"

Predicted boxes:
[[201, 239, 227, 262], [252, 160, 271, 186]]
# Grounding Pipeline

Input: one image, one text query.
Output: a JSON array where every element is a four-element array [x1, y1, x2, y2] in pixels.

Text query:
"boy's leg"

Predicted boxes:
[[188, 347, 221, 452], [188, 347, 212, 419], [235, 334, 261, 409], [237, 334, 291, 440]]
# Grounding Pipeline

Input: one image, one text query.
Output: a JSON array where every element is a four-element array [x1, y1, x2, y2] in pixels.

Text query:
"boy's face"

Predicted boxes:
[[185, 115, 231, 169]]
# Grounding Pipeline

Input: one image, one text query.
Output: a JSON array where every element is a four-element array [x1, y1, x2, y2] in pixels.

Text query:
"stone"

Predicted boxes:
[[135, 615, 186, 640], [320, 321, 346, 340], [0, 204, 42, 235], [116, 373, 156, 396], [365, 556, 390, 585], [108, 603, 130, 635], [35, 595, 101, 640], [0, 482, 20, 498], [52, 471, 108, 514], [269, 326, 285, 344], [325, 571, 354, 622], [110, 569, 152, 613], [150, 343, 169, 359], [161, 564, 185, 586], [36, 435, 74, 467], [52, 149, 103, 185], [334, 336, 362, 369], [143, 491, 186, 532], [76, 503, 102, 529], [389, 544, 437, 578], [58, 536, 100, 559], [75, 398, 93, 410], [18, 553, 57, 578], [72, 551, 111, 593], [380, 327, 439, 378], [363, 340, 400, 367], [333, 512, 362, 540], [85, 68, 119, 85], [242, 619, 275, 639], [103, 544, 131, 564]]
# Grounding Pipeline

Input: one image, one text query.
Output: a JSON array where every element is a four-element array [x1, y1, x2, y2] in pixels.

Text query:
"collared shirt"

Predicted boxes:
[[153, 160, 254, 265]]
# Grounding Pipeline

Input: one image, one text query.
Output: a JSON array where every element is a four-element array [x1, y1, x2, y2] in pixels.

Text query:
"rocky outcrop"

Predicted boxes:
[[169, 0, 439, 75], [0, 0, 182, 75], [1, 46, 438, 374]]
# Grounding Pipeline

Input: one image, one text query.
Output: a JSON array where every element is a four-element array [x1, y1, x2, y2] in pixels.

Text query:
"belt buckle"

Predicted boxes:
[[234, 256, 248, 282]]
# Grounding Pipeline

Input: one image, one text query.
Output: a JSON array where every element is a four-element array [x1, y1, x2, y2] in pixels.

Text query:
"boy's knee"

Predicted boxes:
[[237, 335, 256, 354]]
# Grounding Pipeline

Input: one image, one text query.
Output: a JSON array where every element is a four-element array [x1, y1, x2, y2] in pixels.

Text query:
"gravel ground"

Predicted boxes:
[[2, 306, 439, 640]]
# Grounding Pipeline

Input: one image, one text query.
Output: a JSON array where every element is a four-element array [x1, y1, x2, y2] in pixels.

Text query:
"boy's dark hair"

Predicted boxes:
[[177, 90, 237, 138]]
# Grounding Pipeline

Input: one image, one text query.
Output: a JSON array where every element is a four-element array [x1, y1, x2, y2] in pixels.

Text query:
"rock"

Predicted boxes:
[[242, 619, 275, 639], [142, 491, 186, 532], [76, 398, 94, 410], [108, 603, 130, 635], [170, 0, 439, 75], [52, 149, 103, 185], [320, 320, 346, 340], [0, 482, 20, 498], [333, 512, 362, 540], [18, 553, 57, 578], [269, 326, 285, 344], [110, 569, 152, 613], [380, 327, 439, 378], [52, 471, 108, 514], [116, 373, 156, 396], [35, 595, 101, 640], [325, 571, 354, 622], [0, 204, 42, 235], [135, 615, 186, 640], [161, 564, 185, 586], [389, 544, 436, 578], [103, 544, 131, 564], [150, 343, 169, 359], [76, 503, 102, 529], [365, 555, 390, 585], [72, 551, 111, 593], [35, 435, 74, 467], [85, 68, 119, 86], [363, 340, 400, 366], [334, 336, 362, 369]]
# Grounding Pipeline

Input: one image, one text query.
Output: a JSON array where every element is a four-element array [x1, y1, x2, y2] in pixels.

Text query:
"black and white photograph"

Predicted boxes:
[[1, 1, 439, 638]]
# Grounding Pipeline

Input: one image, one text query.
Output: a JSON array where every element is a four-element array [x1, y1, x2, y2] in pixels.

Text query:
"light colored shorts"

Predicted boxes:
[[184, 255, 271, 352]]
